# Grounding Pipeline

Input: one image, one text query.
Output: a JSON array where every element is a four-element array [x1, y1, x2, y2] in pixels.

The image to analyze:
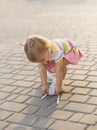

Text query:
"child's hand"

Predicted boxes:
[[56, 86, 62, 95], [42, 85, 48, 94]]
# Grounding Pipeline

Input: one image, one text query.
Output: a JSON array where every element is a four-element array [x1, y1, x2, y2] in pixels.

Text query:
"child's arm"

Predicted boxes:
[[38, 63, 48, 94], [55, 58, 64, 94]]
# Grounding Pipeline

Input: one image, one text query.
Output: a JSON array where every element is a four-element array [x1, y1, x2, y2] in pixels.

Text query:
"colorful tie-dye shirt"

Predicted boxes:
[[49, 39, 78, 62]]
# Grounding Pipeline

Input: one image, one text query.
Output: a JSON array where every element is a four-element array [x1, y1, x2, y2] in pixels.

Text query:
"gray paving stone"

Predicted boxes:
[[7, 113, 38, 126], [35, 107, 56, 117], [33, 118, 54, 129], [26, 96, 57, 107], [22, 105, 40, 115]]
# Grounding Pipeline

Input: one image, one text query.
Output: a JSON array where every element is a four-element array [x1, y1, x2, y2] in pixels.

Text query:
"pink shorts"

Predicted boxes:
[[46, 49, 83, 73]]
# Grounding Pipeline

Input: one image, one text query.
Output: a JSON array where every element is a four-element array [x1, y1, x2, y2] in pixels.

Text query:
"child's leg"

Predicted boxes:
[[63, 58, 69, 79], [62, 59, 69, 92], [38, 63, 48, 94], [63, 65, 67, 79]]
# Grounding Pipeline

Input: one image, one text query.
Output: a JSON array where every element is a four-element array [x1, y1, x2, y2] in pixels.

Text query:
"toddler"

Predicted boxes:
[[24, 35, 83, 95]]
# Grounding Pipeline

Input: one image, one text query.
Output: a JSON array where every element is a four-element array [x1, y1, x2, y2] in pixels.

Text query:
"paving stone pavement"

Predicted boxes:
[[0, 0, 97, 130]]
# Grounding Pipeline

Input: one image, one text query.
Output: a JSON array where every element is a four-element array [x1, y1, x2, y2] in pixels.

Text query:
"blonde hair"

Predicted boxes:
[[24, 35, 48, 62]]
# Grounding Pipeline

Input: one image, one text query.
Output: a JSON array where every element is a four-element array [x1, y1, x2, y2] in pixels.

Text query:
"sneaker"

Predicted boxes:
[[47, 72, 55, 83], [49, 80, 64, 95], [48, 79, 56, 95]]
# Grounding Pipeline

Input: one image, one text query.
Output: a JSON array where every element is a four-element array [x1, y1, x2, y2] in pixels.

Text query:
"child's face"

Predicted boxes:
[[37, 48, 51, 64]]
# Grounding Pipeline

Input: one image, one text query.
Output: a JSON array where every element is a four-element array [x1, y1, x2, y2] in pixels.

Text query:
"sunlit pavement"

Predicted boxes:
[[0, 0, 97, 130]]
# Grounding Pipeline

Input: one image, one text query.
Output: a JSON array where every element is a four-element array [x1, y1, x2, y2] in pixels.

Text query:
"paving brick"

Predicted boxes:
[[23, 65, 36, 70], [1, 74, 14, 79], [33, 118, 54, 129], [86, 76, 97, 82], [83, 66, 91, 70], [87, 82, 97, 89], [87, 126, 97, 130], [0, 101, 27, 112], [12, 70, 21, 74], [24, 76, 36, 82], [78, 61, 95, 66], [4, 124, 33, 130], [0, 85, 17, 92], [88, 97, 97, 105], [27, 89, 42, 97], [0, 100, 4, 105], [18, 70, 37, 76], [73, 70, 88, 75], [64, 102, 96, 114], [36, 107, 55, 117], [12, 75, 26, 80], [65, 74, 72, 79], [62, 86, 74, 93], [0, 110, 13, 120], [22, 105, 40, 115], [33, 77, 41, 82], [12, 87, 25, 94], [60, 93, 71, 100], [70, 94, 89, 103], [89, 90, 97, 96], [70, 75, 87, 80], [31, 83, 41, 89], [7, 113, 38, 126], [12, 80, 34, 88], [49, 120, 86, 130], [0, 78, 15, 85], [13, 95, 30, 103], [0, 68, 13, 74], [72, 88, 91, 95], [0, 121, 9, 130], [50, 110, 73, 120], [63, 79, 73, 85], [69, 113, 84, 122], [6, 94, 18, 101], [0, 85, 3, 89], [26, 96, 56, 107], [56, 101, 68, 109], [88, 71, 97, 76], [20, 88, 31, 95], [68, 65, 83, 70], [89, 66, 97, 70], [67, 69, 74, 74], [80, 114, 97, 125], [71, 81, 89, 87], [0, 92, 10, 99]]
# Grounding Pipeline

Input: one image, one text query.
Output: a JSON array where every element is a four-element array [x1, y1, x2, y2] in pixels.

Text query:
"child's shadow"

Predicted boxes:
[[20, 84, 59, 129], [12, 82, 70, 130]]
